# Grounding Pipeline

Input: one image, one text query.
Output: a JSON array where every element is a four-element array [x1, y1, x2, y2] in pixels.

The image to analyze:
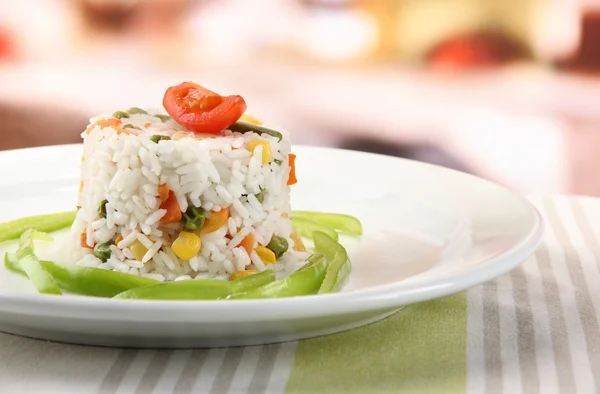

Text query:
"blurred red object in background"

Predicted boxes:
[[426, 29, 531, 70], [0, 26, 15, 60]]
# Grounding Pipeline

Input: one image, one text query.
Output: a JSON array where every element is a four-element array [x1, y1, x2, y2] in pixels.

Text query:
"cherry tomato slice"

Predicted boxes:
[[163, 82, 247, 134]]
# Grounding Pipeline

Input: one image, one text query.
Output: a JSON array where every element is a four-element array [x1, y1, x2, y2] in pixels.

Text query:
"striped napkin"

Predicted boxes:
[[0, 195, 598, 394]]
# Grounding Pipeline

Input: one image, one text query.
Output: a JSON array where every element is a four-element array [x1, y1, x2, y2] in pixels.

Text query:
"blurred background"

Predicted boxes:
[[1, 0, 600, 195]]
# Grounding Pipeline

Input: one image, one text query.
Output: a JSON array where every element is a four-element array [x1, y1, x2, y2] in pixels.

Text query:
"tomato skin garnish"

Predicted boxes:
[[163, 82, 247, 134]]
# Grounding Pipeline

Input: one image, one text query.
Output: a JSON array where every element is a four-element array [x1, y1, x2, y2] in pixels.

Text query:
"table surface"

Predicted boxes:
[[0, 194, 599, 393]]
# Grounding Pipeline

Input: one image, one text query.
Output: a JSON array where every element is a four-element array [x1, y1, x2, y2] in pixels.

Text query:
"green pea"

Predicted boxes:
[[182, 205, 206, 231], [150, 135, 171, 143], [273, 159, 283, 166], [98, 200, 108, 219], [93, 241, 113, 263], [267, 235, 288, 259], [255, 188, 265, 203], [127, 107, 147, 115], [122, 124, 142, 131], [112, 111, 129, 119], [155, 114, 171, 122]]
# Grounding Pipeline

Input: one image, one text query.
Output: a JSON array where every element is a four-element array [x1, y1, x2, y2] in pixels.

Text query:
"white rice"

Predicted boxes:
[[70, 108, 303, 282]]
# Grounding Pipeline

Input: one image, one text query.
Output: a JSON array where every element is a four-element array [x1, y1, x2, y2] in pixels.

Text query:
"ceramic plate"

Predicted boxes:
[[0, 145, 542, 348]]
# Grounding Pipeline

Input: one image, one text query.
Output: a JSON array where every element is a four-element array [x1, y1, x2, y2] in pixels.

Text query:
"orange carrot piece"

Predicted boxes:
[[287, 153, 297, 185], [80, 231, 92, 249], [85, 118, 122, 134], [159, 191, 182, 224], [157, 184, 170, 203], [239, 233, 255, 254], [98, 118, 122, 128], [199, 207, 230, 235], [144, 122, 152, 128]]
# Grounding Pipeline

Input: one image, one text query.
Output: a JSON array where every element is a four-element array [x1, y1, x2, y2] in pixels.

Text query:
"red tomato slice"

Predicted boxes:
[[163, 82, 247, 134]]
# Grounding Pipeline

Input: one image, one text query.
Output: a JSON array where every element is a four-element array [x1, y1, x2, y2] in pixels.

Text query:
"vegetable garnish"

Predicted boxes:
[[230, 254, 328, 299], [314, 231, 351, 294], [163, 82, 247, 134], [230, 270, 274, 293], [114, 279, 232, 300], [0, 211, 76, 243], [292, 217, 339, 242], [5, 252, 160, 297], [291, 211, 363, 235], [15, 230, 61, 295]]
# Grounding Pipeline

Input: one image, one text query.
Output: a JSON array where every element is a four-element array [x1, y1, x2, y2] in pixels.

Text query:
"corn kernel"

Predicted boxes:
[[240, 113, 263, 125], [173, 132, 191, 140], [246, 140, 271, 164], [130, 240, 148, 261], [172, 231, 202, 260], [255, 245, 276, 265], [231, 270, 259, 280]]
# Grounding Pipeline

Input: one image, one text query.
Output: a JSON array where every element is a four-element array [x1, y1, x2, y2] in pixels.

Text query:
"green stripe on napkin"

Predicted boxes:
[[285, 292, 467, 394]]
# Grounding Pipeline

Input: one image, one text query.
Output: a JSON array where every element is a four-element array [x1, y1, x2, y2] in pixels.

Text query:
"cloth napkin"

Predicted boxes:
[[0, 195, 598, 394]]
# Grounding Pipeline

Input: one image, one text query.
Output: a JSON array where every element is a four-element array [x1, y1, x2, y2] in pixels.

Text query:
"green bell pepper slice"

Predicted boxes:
[[291, 217, 338, 241], [230, 254, 328, 299], [5, 252, 160, 297], [0, 211, 76, 242], [113, 279, 232, 300], [14, 229, 61, 295], [314, 231, 351, 293], [230, 270, 275, 294], [291, 211, 362, 235]]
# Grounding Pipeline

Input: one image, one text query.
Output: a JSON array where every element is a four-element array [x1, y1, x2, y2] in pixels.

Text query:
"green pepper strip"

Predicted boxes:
[[228, 121, 283, 142], [291, 217, 339, 242], [230, 254, 328, 299], [14, 230, 61, 295], [291, 211, 362, 235], [230, 270, 275, 294], [5, 253, 160, 297], [314, 231, 351, 294], [0, 211, 77, 243], [114, 279, 232, 300]]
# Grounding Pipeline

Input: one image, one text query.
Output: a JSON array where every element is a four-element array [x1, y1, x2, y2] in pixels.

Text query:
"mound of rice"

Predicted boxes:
[[68, 108, 308, 282]]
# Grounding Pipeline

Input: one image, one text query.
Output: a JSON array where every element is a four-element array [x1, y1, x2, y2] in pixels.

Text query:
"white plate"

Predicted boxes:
[[0, 144, 542, 348]]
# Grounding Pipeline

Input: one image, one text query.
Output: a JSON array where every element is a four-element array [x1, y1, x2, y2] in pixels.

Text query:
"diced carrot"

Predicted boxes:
[[144, 122, 152, 128], [115, 234, 123, 245], [116, 127, 132, 135], [159, 190, 182, 224], [98, 118, 122, 128], [287, 153, 297, 185], [199, 207, 230, 235], [85, 118, 122, 134], [157, 184, 170, 203], [239, 233, 255, 254], [80, 231, 93, 249]]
